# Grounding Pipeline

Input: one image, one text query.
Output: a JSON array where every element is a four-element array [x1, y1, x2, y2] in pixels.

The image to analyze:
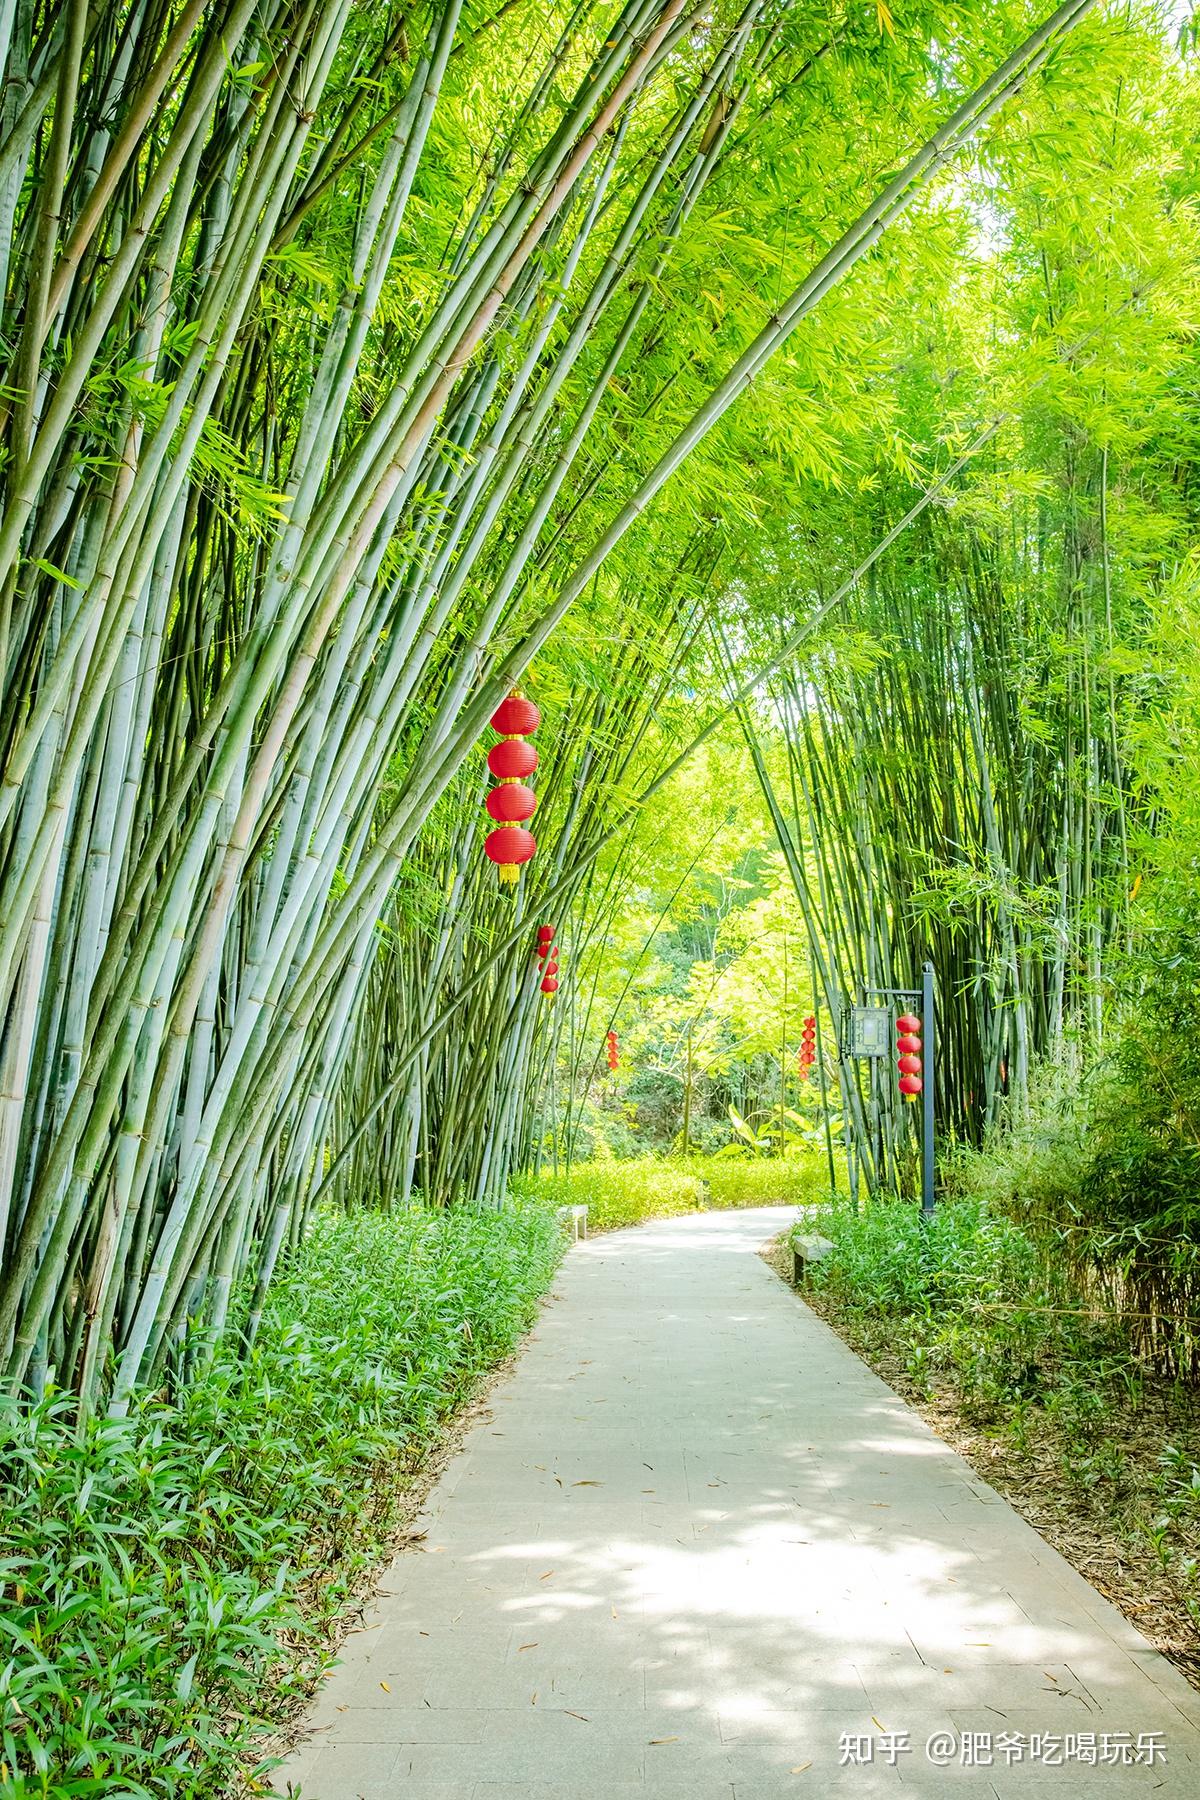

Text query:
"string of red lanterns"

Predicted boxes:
[[484, 692, 540, 885], [797, 1013, 817, 1081], [605, 1030, 618, 1072], [536, 923, 559, 995], [896, 1010, 923, 1102]]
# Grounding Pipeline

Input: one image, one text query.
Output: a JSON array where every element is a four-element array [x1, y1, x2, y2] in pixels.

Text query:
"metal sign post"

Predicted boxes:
[[921, 962, 935, 1219], [845, 971, 936, 1216]]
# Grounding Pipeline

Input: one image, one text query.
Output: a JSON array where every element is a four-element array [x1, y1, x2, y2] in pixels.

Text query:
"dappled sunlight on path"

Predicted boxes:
[[274, 1209, 1200, 1798]]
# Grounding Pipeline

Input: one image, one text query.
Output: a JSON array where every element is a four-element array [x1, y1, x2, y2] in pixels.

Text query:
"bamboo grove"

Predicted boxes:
[[710, 6, 1200, 1202], [530, 4, 1200, 1212], [0, 0, 1161, 1412]]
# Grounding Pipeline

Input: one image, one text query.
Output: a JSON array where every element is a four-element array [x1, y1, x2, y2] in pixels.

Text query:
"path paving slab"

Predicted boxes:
[[271, 1207, 1200, 1798]]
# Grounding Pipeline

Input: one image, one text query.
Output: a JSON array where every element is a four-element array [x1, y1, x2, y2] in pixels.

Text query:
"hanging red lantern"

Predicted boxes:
[[896, 1011, 923, 1103], [485, 825, 536, 876], [605, 1028, 619, 1071], [538, 935, 562, 999], [491, 694, 541, 736], [486, 783, 537, 823], [484, 692, 540, 884], [489, 739, 539, 779], [491, 695, 542, 735], [797, 1013, 817, 1079]]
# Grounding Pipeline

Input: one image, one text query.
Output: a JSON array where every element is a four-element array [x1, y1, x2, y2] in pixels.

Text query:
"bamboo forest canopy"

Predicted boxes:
[[0, 0, 1198, 1409]]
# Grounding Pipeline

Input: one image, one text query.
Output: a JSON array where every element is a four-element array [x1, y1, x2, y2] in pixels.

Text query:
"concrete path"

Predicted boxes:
[[273, 1207, 1200, 1798]]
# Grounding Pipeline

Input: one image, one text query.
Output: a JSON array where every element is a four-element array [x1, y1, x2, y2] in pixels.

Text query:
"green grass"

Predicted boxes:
[[793, 1192, 1042, 1328], [512, 1156, 705, 1231], [692, 1153, 841, 1209], [796, 1194, 1200, 1642], [0, 1200, 561, 1799], [513, 1151, 838, 1231]]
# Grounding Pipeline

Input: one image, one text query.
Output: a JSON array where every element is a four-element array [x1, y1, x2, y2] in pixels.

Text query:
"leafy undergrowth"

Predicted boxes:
[[0, 1202, 561, 1799], [784, 1198, 1200, 1687], [513, 1152, 838, 1232]]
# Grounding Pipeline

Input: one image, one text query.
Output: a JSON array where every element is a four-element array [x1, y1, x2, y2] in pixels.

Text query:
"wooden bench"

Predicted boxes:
[[791, 1233, 833, 1286], [557, 1204, 589, 1242]]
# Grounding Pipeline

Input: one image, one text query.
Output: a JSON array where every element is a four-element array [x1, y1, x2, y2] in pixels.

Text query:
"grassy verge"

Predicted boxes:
[[0, 1201, 562, 1799], [780, 1198, 1200, 1686], [512, 1152, 838, 1232]]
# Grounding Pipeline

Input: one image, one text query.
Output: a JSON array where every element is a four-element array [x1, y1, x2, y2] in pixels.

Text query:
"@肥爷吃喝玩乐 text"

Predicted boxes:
[[838, 1729, 1167, 1768]]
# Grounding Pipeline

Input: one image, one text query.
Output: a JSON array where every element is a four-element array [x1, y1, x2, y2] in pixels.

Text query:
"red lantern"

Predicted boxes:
[[896, 1011, 923, 1103], [537, 936, 562, 999], [484, 692, 540, 883], [491, 695, 541, 735], [489, 739, 538, 779], [798, 1013, 817, 1080], [485, 826, 536, 876], [486, 783, 537, 822]]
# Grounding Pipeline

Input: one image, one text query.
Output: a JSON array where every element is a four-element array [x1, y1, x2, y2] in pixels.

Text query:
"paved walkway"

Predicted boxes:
[[273, 1207, 1200, 1798]]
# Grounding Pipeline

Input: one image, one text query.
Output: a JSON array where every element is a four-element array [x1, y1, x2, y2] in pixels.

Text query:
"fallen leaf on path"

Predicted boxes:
[[565, 1710, 590, 1722], [649, 1736, 679, 1745], [539, 1571, 555, 1580], [518, 1642, 538, 1651], [380, 1682, 390, 1692], [792, 1763, 813, 1773], [871, 1717, 885, 1732], [573, 1479, 603, 1486]]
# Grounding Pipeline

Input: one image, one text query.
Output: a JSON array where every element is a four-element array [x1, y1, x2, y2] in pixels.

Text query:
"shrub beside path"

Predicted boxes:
[[273, 1208, 1200, 1797]]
